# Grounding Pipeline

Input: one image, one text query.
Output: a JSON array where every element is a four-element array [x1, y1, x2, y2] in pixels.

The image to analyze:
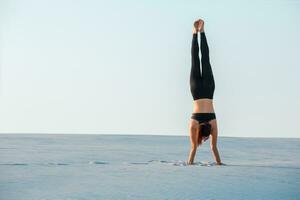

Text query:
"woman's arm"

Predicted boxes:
[[211, 144, 222, 165], [210, 120, 222, 165]]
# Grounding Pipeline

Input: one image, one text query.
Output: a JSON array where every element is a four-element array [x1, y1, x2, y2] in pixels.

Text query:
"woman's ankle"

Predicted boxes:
[[192, 27, 197, 34]]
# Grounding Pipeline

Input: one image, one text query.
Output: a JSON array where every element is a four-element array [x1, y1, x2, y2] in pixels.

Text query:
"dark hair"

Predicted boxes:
[[200, 122, 212, 137]]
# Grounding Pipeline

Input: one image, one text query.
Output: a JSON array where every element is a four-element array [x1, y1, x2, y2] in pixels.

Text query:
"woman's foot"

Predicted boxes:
[[193, 20, 199, 34], [198, 19, 205, 32], [193, 19, 205, 33]]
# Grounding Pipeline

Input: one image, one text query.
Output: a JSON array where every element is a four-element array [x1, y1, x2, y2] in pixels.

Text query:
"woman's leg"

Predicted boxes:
[[190, 33, 202, 100], [200, 31, 215, 99], [200, 32, 214, 82]]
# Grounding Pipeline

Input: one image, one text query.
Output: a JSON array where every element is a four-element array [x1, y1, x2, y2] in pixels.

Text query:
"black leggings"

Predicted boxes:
[[190, 32, 215, 100]]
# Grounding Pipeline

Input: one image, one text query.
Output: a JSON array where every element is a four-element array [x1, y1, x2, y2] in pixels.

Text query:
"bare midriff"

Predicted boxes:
[[193, 98, 215, 113]]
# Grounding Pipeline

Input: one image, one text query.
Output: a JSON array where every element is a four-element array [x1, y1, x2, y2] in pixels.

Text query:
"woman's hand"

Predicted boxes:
[[216, 162, 225, 166]]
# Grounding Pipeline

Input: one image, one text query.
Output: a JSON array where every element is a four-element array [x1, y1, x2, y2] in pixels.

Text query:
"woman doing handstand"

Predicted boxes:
[[187, 19, 222, 165]]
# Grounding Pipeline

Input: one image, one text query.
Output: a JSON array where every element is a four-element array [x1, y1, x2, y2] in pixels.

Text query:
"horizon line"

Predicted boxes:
[[0, 133, 299, 139]]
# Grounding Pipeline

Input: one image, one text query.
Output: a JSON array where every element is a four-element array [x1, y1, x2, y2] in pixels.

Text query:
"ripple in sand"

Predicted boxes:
[[88, 161, 109, 165], [46, 162, 69, 166], [0, 163, 29, 166], [129, 162, 149, 165]]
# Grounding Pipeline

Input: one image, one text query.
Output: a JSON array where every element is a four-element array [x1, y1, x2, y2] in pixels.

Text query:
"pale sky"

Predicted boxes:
[[0, 0, 299, 137]]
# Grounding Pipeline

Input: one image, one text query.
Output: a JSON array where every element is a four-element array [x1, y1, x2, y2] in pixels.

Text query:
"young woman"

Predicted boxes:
[[187, 19, 222, 165]]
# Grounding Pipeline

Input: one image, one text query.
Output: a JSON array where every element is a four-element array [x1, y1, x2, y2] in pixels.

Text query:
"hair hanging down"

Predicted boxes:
[[197, 122, 212, 146], [200, 122, 212, 137]]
